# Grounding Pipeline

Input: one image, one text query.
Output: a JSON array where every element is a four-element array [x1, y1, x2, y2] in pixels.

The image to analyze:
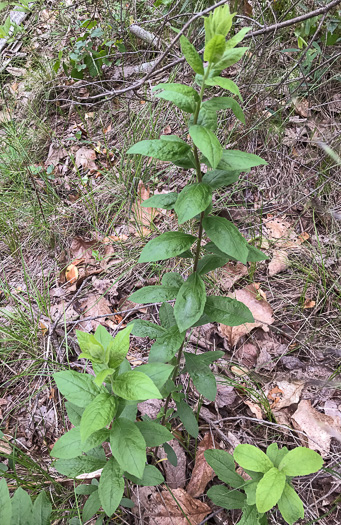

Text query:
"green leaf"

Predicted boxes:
[[141, 192, 178, 210], [162, 272, 184, 288], [234, 444, 274, 473], [149, 326, 185, 363], [203, 97, 245, 123], [137, 363, 174, 390], [226, 27, 251, 49], [217, 150, 267, 171], [194, 105, 218, 131], [94, 324, 114, 350], [204, 449, 244, 488], [130, 285, 179, 303], [159, 302, 176, 329], [80, 393, 117, 442], [256, 467, 286, 513], [155, 90, 196, 113], [51, 427, 83, 459], [65, 402, 84, 426], [139, 232, 196, 263], [53, 370, 103, 408], [247, 243, 269, 262], [110, 418, 146, 477], [180, 35, 204, 74], [174, 183, 212, 224], [125, 464, 165, 486], [237, 504, 262, 525], [245, 481, 258, 506], [163, 442, 178, 466], [266, 443, 289, 468], [204, 5, 233, 42], [278, 447, 323, 476], [54, 456, 106, 478], [214, 47, 249, 72], [203, 216, 249, 263], [82, 490, 101, 522], [0, 478, 12, 524], [129, 319, 165, 339], [33, 491, 52, 525], [127, 138, 190, 163], [184, 352, 220, 401], [10, 487, 33, 525], [277, 482, 304, 525], [207, 485, 246, 510], [152, 83, 199, 101], [106, 325, 132, 369], [112, 371, 162, 400], [189, 125, 222, 169], [98, 457, 124, 517], [204, 296, 254, 325], [174, 273, 206, 332], [135, 421, 173, 447], [197, 254, 229, 275], [75, 484, 98, 495], [202, 169, 240, 190], [176, 400, 198, 438], [76, 331, 105, 362], [120, 497, 135, 508], [205, 76, 242, 101], [94, 368, 115, 386], [204, 34, 226, 63]]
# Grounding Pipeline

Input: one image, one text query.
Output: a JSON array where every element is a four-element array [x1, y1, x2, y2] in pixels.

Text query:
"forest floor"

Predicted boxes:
[[0, 1, 340, 524]]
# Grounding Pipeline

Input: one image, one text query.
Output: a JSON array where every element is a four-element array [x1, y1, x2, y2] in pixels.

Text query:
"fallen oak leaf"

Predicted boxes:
[[143, 487, 211, 525], [219, 283, 274, 346], [78, 293, 113, 332], [75, 147, 97, 171], [268, 249, 289, 276], [220, 262, 248, 290], [186, 433, 215, 497]]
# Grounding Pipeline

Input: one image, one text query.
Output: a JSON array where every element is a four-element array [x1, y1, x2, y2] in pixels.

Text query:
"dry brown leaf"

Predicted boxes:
[[70, 237, 97, 264], [162, 125, 172, 135], [144, 488, 211, 525], [292, 97, 310, 118], [186, 433, 215, 497], [268, 249, 289, 276], [220, 262, 248, 290], [79, 294, 112, 331], [255, 347, 275, 372], [132, 181, 159, 231], [45, 143, 68, 167], [215, 382, 237, 408], [267, 380, 304, 409], [235, 342, 258, 368], [291, 399, 341, 457], [219, 284, 274, 346], [50, 301, 78, 322], [75, 147, 97, 171], [244, 400, 263, 419], [303, 298, 316, 309], [159, 439, 187, 489], [92, 278, 118, 296], [264, 217, 309, 249]]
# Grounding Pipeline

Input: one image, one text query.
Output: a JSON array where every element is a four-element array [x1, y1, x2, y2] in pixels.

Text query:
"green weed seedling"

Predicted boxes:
[[0, 479, 52, 525], [50, 326, 174, 521], [126, 4, 268, 435], [205, 443, 323, 524]]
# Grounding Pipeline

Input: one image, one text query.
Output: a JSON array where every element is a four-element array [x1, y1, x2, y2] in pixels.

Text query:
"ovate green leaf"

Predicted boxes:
[[256, 467, 286, 513], [0, 478, 12, 524], [174, 183, 212, 224], [207, 485, 246, 510], [197, 254, 229, 275], [189, 125, 222, 169], [127, 138, 190, 162], [217, 150, 267, 171], [155, 91, 196, 113], [205, 76, 242, 101], [149, 325, 185, 363], [129, 319, 165, 339], [110, 418, 146, 477], [130, 285, 179, 303], [135, 421, 173, 446], [54, 456, 106, 478], [204, 34, 226, 63], [112, 371, 162, 400], [203, 216, 249, 263], [10, 487, 33, 525], [214, 47, 249, 72], [53, 370, 103, 408], [32, 491, 52, 525], [82, 490, 101, 522], [152, 83, 199, 100], [234, 444, 274, 473], [98, 457, 124, 517], [141, 192, 178, 210], [184, 352, 219, 401], [203, 97, 245, 123], [80, 393, 117, 442], [180, 35, 204, 74], [226, 27, 251, 49], [278, 447, 323, 476], [277, 482, 304, 525], [176, 400, 199, 438], [204, 296, 254, 325], [204, 449, 244, 488], [125, 464, 165, 486], [137, 363, 174, 390], [139, 232, 196, 263], [174, 273, 206, 332], [202, 169, 240, 190]]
